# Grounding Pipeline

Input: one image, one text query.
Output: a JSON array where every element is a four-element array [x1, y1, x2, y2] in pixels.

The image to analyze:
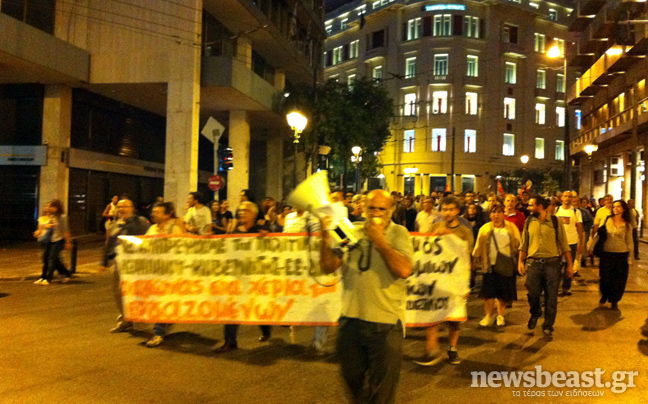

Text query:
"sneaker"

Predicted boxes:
[[496, 315, 505, 327], [479, 315, 494, 327], [414, 350, 443, 366], [543, 330, 553, 341], [110, 321, 133, 333], [528, 316, 539, 330], [447, 349, 460, 365], [40, 280, 50, 286], [146, 335, 164, 348], [33, 279, 43, 284]]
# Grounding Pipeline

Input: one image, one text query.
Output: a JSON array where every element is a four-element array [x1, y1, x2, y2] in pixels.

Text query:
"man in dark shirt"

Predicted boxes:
[[109, 198, 151, 333], [214, 201, 271, 352], [403, 195, 418, 231]]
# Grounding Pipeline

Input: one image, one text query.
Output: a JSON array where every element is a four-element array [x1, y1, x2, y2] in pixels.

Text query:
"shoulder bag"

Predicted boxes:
[[490, 229, 516, 277], [593, 216, 610, 257]]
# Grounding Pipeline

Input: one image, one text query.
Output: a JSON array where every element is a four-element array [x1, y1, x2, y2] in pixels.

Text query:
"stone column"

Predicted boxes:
[[266, 132, 284, 200], [237, 37, 252, 69], [164, 79, 201, 208], [227, 111, 250, 205], [40, 85, 72, 212]]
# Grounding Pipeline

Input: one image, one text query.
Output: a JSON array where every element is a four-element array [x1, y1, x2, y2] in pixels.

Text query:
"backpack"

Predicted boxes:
[[523, 214, 561, 254]]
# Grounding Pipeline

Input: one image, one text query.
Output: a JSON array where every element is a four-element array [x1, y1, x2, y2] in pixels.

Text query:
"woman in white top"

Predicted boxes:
[[35, 199, 73, 285], [594, 200, 633, 310], [103, 196, 119, 230], [472, 204, 521, 327]]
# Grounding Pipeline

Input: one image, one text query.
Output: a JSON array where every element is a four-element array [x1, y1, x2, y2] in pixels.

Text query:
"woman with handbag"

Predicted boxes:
[[590, 200, 633, 310], [473, 204, 521, 327]]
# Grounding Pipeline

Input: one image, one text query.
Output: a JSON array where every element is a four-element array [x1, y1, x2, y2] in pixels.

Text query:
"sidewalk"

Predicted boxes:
[[0, 236, 106, 281]]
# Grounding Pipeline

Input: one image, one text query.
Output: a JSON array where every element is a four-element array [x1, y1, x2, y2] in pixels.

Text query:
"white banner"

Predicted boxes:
[[116, 233, 470, 326]]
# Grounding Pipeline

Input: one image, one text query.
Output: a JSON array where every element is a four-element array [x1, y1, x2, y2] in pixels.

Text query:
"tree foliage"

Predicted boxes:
[[283, 78, 394, 188]]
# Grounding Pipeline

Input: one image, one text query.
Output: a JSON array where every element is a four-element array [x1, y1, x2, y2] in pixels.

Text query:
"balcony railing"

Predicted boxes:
[[570, 96, 648, 153]]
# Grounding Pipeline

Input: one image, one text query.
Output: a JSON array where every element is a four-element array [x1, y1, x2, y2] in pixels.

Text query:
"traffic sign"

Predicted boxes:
[[208, 175, 224, 191]]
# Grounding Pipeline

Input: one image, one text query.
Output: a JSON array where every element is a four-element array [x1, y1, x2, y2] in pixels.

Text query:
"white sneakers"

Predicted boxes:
[[34, 279, 50, 285], [146, 336, 164, 348], [479, 315, 506, 327]]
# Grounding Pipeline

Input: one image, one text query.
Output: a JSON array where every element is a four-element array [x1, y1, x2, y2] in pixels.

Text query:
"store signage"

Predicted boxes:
[[0, 145, 47, 166], [423, 4, 466, 11]]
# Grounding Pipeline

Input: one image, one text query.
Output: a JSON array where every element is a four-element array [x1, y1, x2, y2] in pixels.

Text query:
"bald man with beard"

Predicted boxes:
[[320, 190, 413, 404]]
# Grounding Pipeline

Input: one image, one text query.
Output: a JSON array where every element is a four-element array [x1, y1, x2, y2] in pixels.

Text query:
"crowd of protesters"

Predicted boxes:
[[31, 185, 641, 402]]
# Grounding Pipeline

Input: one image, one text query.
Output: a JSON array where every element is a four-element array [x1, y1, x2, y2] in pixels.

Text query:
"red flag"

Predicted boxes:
[[445, 182, 450, 192], [497, 180, 505, 197]]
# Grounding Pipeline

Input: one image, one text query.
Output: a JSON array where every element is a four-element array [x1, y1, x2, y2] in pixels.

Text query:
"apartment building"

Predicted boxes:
[[567, 0, 648, 215], [324, 0, 573, 195], [0, 0, 324, 240]]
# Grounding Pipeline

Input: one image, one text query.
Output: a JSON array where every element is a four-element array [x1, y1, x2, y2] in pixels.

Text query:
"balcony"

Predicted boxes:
[[570, 98, 648, 154], [201, 56, 279, 113], [567, 47, 630, 104]]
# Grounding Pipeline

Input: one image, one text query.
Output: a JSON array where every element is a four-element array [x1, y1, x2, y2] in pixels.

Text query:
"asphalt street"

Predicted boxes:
[[2, 247, 648, 403]]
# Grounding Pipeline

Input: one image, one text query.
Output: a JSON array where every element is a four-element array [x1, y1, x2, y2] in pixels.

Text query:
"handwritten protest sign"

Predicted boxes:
[[116, 233, 470, 326]]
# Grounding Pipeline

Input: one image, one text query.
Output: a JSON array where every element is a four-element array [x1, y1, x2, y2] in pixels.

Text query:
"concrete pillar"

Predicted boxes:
[[274, 70, 286, 92], [227, 111, 250, 206], [266, 133, 284, 200], [236, 37, 252, 69], [40, 85, 72, 212], [164, 80, 201, 208]]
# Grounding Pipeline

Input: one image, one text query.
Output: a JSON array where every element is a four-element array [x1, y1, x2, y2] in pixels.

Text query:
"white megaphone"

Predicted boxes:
[[287, 171, 361, 247]]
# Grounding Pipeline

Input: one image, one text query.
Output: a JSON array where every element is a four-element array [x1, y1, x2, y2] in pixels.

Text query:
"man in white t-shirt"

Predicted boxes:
[[592, 194, 613, 234], [556, 191, 584, 296], [183, 192, 213, 235], [415, 196, 440, 233]]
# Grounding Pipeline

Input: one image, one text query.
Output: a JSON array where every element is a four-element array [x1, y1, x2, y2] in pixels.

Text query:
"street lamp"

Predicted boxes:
[[287, 111, 308, 189], [584, 144, 598, 198], [520, 155, 529, 192], [547, 42, 570, 190], [351, 146, 362, 193]]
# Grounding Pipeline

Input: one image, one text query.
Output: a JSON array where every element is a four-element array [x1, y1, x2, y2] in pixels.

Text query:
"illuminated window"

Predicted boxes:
[[575, 109, 582, 130], [535, 103, 546, 124], [434, 54, 449, 76], [404, 93, 417, 116], [463, 16, 480, 38], [555, 140, 564, 161], [433, 14, 452, 36], [404, 130, 415, 153], [467, 56, 478, 77], [557, 74, 565, 92], [373, 65, 383, 82], [502, 24, 518, 44], [535, 138, 545, 159], [553, 38, 565, 56], [340, 18, 348, 29], [432, 128, 447, 152], [504, 97, 516, 120], [537, 70, 546, 89], [505, 62, 516, 84], [466, 92, 478, 115], [326, 25, 332, 35], [503, 133, 515, 156], [405, 57, 417, 78], [349, 40, 359, 58], [333, 46, 343, 65], [432, 91, 448, 114], [464, 130, 476, 153], [347, 74, 356, 89], [549, 9, 557, 21], [534, 33, 546, 52], [556, 106, 565, 127], [372, 1, 380, 9], [407, 18, 422, 40]]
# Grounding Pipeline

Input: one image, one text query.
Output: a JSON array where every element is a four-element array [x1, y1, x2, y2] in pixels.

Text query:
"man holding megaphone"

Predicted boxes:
[[319, 189, 413, 404]]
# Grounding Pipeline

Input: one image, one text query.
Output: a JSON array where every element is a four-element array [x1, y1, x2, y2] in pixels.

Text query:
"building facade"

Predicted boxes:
[[0, 0, 324, 240], [324, 0, 573, 195], [567, 0, 648, 218]]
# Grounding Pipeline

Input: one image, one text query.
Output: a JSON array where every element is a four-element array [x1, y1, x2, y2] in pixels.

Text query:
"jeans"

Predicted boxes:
[[44, 240, 71, 282], [337, 317, 403, 404], [223, 325, 271, 347], [599, 252, 630, 304], [154, 323, 172, 337], [632, 228, 639, 259], [562, 244, 577, 292], [525, 257, 562, 332]]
